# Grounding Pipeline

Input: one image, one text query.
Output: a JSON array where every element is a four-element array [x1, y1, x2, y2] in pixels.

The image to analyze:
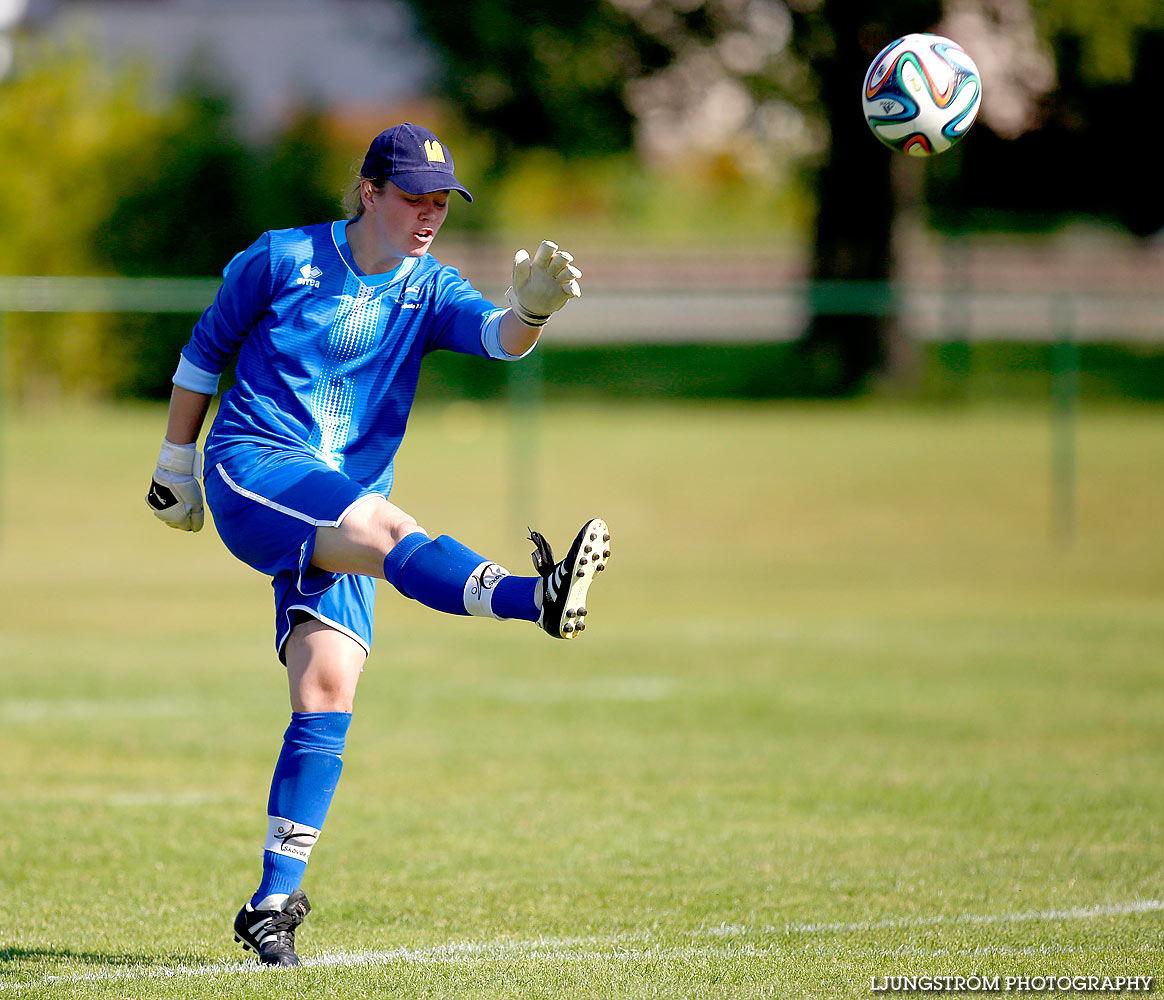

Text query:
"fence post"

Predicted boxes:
[[0, 311, 6, 543], [941, 234, 972, 399], [1051, 294, 1078, 546], [507, 348, 543, 538]]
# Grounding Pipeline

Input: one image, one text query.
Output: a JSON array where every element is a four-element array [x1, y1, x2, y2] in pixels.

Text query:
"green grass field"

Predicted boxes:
[[1, 399, 1162, 998]]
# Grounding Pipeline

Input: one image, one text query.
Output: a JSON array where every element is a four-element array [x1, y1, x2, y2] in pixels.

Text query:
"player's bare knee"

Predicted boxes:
[[304, 672, 357, 713], [367, 500, 425, 551], [342, 497, 423, 554], [389, 517, 425, 548]]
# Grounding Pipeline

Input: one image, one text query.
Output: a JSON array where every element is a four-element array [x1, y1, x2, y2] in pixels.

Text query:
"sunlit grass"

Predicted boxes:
[[1, 399, 1161, 998]]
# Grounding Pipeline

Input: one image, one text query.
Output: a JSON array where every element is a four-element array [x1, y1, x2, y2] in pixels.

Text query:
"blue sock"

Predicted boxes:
[[492, 574, 540, 622], [383, 531, 539, 622], [252, 711, 351, 907]]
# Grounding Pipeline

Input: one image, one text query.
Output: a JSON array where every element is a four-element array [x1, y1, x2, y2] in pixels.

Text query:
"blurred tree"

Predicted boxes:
[[800, 0, 1164, 388], [933, 3, 1164, 238], [97, 92, 256, 278], [96, 94, 344, 398], [251, 109, 347, 231], [407, 0, 652, 158], [1029, 0, 1164, 84], [408, 0, 1164, 394], [406, 0, 663, 237], [409, 0, 940, 393], [98, 99, 342, 277], [0, 42, 170, 400], [89, 86, 260, 398], [787, 0, 941, 394], [0, 44, 166, 276], [0, 39, 349, 401]]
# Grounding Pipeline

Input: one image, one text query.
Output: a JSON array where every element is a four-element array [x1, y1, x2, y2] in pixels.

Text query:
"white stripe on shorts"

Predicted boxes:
[[213, 463, 377, 528], [278, 605, 371, 659]]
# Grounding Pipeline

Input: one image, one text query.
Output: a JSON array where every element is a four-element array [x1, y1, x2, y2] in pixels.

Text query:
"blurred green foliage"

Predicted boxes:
[[408, 0, 647, 158], [410, 0, 811, 244], [94, 93, 346, 399], [4, 3, 1164, 406], [476, 147, 807, 249], [414, 0, 1164, 393], [931, 11, 1164, 238], [0, 32, 809, 402], [0, 44, 165, 398], [0, 42, 346, 402], [1030, 0, 1164, 82]]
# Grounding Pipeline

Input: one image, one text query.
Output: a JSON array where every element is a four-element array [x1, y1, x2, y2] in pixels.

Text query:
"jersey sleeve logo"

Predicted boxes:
[[423, 140, 446, 163], [296, 263, 323, 289]]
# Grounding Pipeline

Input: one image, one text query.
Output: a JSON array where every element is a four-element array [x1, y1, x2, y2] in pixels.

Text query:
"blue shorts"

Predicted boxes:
[[204, 449, 383, 662]]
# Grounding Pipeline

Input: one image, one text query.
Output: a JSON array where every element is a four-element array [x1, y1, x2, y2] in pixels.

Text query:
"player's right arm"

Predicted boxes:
[[147, 386, 213, 531], [146, 233, 273, 532], [166, 385, 213, 446]]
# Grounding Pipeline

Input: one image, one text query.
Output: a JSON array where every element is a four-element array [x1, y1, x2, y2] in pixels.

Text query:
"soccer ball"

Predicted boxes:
[[861, 33, 982, 156]]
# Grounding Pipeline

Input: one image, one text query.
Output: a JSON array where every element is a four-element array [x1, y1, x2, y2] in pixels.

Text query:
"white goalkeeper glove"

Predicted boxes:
[[506, 240, 582, 328], [146, 438, 204, 532]]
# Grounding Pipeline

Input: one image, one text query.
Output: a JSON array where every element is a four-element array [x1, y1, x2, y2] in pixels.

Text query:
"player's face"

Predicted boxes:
[[372, 181, 450, 258]]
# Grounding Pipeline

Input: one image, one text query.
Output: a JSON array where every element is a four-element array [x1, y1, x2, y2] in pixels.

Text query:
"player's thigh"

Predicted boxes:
[[284, 617, 367, 714], [311, 495, 426, 578], [206, 451, 376, 580]]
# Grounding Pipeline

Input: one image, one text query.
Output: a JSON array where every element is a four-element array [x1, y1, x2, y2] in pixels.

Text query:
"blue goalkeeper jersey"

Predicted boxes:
[[175, 220, 513, 495]]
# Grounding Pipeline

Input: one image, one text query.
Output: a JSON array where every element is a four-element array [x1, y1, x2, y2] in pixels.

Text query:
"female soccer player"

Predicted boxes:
[[145, 123, 610, 967]]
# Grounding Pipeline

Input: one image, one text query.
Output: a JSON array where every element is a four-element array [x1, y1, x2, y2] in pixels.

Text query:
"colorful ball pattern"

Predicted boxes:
[[862, 33, 982, 156]]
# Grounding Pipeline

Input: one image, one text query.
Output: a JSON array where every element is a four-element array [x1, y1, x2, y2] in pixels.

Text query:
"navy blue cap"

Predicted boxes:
[[360, 123, 472, 202]]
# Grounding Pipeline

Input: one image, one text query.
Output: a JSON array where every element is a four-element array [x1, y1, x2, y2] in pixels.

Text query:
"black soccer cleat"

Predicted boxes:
[[233, 889, 311, 967], [529, 518, 610, 639]]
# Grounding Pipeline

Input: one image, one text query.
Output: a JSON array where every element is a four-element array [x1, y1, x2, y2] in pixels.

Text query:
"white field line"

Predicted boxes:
[[695, 898, 1164, 938], [3, 899, 1159, 992], [0, 696, 196, 722], [0, 939, 754, 991]]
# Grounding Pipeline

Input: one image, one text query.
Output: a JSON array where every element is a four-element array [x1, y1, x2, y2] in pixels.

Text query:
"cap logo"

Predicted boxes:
[[423, 139, 446, 163]]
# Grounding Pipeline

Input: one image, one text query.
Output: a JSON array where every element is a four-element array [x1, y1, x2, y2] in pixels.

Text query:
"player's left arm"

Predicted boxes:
[[497, 310, 545, 358], [500, 240, 582, 355], [425, 240, 581, 359]]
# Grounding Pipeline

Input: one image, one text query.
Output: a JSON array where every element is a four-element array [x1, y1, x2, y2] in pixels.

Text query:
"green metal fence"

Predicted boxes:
[[0, 275, 1122, 545]]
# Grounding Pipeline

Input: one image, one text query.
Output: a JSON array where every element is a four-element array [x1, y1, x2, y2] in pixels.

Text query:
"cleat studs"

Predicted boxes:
[[576, 568, 586, 577], [584, 544, 593, 553], [566, 608, 576, 618], [564, 623, 574, 633], [603, 533, 610, 542], [580, 557, 588, 565], [589, 532, 597, 541], [596, 563, 605, 571], [576, 623, 585, 631], [603, 549, 610, 558], [578, 607, 587, 616]]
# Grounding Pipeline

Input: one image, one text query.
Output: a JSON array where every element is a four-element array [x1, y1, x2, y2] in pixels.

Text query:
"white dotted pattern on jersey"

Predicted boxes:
[[308, 275, 384, 469]]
